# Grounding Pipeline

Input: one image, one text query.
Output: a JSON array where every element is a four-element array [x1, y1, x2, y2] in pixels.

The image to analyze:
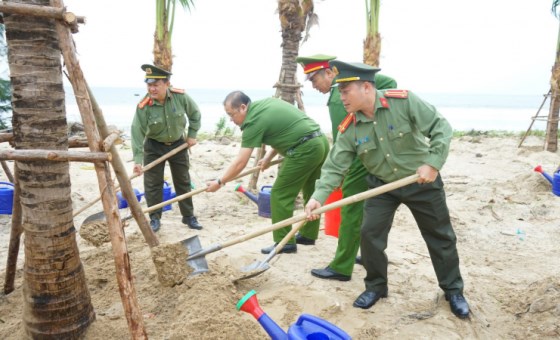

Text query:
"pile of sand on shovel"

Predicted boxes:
[[80, 220, 111, 247], [151, 242, 193, 287]]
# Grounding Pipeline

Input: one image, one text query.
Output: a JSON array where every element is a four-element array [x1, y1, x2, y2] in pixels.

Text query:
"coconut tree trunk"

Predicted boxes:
[[276, 0, 311, 105], [4, 0, 94, 338], [363, 0, 381, 67]]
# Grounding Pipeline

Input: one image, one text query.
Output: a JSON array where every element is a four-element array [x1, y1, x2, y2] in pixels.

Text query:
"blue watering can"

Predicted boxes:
[[237, 290, 351, 340], [234, 184, 272, 218], [534, 165, 560, 197]]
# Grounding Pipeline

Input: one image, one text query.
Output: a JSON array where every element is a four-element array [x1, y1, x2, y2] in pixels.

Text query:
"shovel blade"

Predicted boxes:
[[182, 236, 209, 276], [81, 211, 107, 226]]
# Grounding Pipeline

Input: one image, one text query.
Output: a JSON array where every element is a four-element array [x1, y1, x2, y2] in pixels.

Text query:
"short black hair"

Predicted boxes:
[[223, 90, 251, 109]]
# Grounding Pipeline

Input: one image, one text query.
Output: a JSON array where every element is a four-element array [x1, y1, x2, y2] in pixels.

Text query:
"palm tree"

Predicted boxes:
[[363, 0, 381, 67], [4, 1, 94, 337], [0, 23, 11, 130], [276, 0, 316, 105], [154, 0, 194, 71], [546, 1, 560, 152]]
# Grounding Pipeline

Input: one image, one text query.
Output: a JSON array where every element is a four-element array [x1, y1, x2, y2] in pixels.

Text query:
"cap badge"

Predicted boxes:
[[145, 68, 152, 74]]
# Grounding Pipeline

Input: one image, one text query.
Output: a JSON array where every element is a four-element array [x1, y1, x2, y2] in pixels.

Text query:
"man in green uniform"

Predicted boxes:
[[295, 54, 397, 281], [131, 64, 203, 232], [206, 91, 329, 254], [305, 61, 469, 319]]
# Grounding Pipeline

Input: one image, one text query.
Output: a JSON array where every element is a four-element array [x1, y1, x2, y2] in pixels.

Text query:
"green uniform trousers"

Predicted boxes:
[[361, 174, 464, 295], [328, 158, 368, 276], [143, 138, 194, 220], [271, 135, 329, 243]]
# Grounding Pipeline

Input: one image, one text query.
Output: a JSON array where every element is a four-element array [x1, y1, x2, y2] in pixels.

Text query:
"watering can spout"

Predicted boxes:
[[534, 165, 553, 184], [234, 184, 258, 204]]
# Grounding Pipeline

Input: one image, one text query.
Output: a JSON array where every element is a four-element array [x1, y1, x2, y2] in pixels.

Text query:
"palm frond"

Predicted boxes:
[[553, 0, 560, 18], [177, 0, 195, 12]]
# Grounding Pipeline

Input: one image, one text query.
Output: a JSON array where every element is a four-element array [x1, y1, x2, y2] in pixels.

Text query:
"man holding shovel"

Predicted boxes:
[[131, 64, 203, 232], [295, 54, 397, 282], [304, 61, 469, 319], [206, 91, 329, 254]]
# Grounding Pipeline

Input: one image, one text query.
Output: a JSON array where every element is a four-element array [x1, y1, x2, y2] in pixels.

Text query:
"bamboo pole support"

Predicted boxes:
[[0, 149, 110, 162], [52, 0, 147, 337], [1, 133, 89, 148], [1, 160, 14, 183], [86, 82, 158, 248], [102, 130, 122, 152], [3, 164, 22, 294], [0, 133, 13, 143], [248, 145, 266, 191], [0, 2, 85, 32]]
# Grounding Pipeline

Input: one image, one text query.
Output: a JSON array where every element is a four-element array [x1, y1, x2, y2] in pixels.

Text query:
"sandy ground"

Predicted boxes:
[[0, 134, 559, 339]]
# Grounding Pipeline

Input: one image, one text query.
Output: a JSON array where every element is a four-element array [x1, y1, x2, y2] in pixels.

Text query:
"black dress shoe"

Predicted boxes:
[[311, 267, 351, 281], [150, 218, 161, 232], [445, 293, 470, 319], [355, 256, 363, 266], [353, 289, 388, 309], [295, 233, 315, 245], [261, 243, 297, 254], [182, 216, 203, 230]]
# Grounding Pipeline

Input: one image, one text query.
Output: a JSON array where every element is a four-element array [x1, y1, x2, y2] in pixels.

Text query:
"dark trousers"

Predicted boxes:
[[143, 138, 193, 220], [361, 174, 464, 295]]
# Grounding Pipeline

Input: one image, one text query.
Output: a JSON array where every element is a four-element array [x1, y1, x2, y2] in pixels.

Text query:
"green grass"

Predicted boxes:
[[452, 129, 549, 138]]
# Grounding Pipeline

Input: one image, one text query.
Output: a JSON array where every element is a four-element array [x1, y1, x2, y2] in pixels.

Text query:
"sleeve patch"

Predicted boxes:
[[384, 89, 408, 99]]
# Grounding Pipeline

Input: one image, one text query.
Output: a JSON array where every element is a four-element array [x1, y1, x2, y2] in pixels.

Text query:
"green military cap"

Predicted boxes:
[[295, 54, 336, 80], [330, 60, 380, 84], [141, 64, 172, 84]]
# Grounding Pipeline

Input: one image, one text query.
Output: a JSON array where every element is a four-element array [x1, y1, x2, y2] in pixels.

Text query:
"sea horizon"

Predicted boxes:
[[64, 86, 552, 136]]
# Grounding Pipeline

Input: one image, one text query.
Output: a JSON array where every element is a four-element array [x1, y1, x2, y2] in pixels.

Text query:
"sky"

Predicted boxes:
[[63, 0, 559, 96]]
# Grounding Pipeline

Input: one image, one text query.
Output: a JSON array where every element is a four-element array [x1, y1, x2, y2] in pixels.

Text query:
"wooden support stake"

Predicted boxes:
[[1, 133, 89, 148], [0, 3, 85, 30], [102, 130, 122, 152], [3, 163, 22, 294], [1, 160, 14, 183], [0, 149, 110, 162], [52, 0, 147, 337]]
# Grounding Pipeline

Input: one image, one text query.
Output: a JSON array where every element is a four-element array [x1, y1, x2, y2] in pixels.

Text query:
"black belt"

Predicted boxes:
[[287, 131, 322, 155], [151, 138, 180, 146]]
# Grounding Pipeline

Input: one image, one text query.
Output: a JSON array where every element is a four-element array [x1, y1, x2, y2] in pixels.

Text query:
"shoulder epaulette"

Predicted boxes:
[[170, 87, 185, 94], [384, 89, 408, 99], [337, 112, 354, 134], [137, 96, 152, 109]]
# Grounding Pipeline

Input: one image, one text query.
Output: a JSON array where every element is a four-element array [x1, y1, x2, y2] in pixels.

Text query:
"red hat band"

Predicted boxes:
[[303, 61, 330, 74]]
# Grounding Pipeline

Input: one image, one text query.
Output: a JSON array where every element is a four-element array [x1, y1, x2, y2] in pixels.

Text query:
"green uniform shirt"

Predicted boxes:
[[327, 74, 397, 141], [241, 97, 321, 155], [131, 88, 201, 164], [313, 90, 452, 203]]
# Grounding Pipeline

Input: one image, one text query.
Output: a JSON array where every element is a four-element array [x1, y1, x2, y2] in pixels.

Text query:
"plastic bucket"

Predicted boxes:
[[116, 188, 143, 209], [0, 181, 14, 215], [257, 185, 272, 218], [162, 182, 176, 212], [324, 188, 342, 237]]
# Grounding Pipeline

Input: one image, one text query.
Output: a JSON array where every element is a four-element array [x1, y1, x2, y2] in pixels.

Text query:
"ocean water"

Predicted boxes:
[[65, 87, 552, 136]]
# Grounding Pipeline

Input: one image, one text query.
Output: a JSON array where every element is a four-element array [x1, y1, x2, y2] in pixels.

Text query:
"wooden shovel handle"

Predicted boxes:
[[218, 174, 419, 250], [73, 142, 190, 218], [275, 219, 306, 252], [232, 158, 283, 181], [122, 158, 284, 220]]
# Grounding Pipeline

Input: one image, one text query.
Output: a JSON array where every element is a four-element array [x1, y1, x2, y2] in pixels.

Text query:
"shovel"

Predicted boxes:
[[235, 220, 307, 281], [184, 174, 420, 275], [81, 158, 285, 227]]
